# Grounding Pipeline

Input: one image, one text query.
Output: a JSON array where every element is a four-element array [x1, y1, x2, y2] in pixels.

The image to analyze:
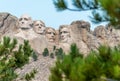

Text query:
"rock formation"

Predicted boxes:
[[1, 12, 120, 81], [1, 12, 120, 55], [0, 12, 18, 38]]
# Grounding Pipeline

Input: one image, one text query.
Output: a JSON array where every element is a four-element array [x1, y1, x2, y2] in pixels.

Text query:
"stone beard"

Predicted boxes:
[[18, 14, 33, 29], [59, 27, 70, 43], [45, 28, 56, 42], [33, 20, 46, 34]]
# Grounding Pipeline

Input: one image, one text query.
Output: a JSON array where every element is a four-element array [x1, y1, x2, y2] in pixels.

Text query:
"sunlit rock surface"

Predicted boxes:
[[1, 12, 120, 81]]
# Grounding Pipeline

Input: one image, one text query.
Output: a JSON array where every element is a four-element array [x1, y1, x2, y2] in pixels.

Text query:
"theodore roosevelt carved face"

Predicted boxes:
[[33, 20, 46, 34], [45, 27, 56, 42], [19, 14, 33, 29]]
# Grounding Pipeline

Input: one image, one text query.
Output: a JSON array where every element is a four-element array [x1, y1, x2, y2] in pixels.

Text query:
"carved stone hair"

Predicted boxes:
[[59, 25, 70, 37], [59, 25, 70, 32], [33, 20, 45, 27], [45, 27, 56, 34]]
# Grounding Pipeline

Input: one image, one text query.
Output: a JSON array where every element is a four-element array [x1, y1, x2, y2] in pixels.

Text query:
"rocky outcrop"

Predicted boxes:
[[0, 12, 18, 38], [15, 55, 55, 81], [1, 12, 120, 81]]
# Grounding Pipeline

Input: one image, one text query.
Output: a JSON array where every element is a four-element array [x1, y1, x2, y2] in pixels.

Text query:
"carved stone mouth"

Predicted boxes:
[[61, 37, 65, 40], [21, 27, 30, 30]]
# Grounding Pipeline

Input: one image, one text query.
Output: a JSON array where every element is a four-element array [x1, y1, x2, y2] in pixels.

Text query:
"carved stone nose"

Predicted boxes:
[[61, 35, 64, 38], [22, 22, 24, 24], [51, 34, 54, 37]]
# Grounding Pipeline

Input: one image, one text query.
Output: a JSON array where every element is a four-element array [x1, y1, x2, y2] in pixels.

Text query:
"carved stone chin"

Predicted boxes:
[[18, 14, 33, 29], [14, 28, 37, 40], [33, 20, 46, 34], [45, 27, 56, 42]]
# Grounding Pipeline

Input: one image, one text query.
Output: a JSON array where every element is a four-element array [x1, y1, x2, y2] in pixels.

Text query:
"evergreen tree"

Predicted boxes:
[[55, 48, 64, 60], [53, 0, 120, 28], [42, 48, 49, 57], [24, 69, 37, 81], [0, 36, 34, 81], [49, 44, 120, 81]]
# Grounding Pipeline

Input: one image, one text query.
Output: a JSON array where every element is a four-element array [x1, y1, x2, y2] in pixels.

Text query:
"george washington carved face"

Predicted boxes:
[[33, 20, 46, 34], [18, 14, 33, 29], [59, 26, 70, 42], [45, 27, 56, 42]]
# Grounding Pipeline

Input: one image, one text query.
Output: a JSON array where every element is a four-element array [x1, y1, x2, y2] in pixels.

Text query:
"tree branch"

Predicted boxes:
[[66, 7, 99, 11]]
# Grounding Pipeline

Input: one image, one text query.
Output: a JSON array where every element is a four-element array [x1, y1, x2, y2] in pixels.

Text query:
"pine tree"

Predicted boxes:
[[49, 44, 120, 81], [53, 0, 120, 28], [0, 36, 34, 81], [24, 69, 37, 81], [42, 48, 49, 57]]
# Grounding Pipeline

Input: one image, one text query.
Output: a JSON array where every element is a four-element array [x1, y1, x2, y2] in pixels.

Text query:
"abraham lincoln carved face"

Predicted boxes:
[[59, 26, 70, 42], [33, 20, 46, 34], [18, 14, 33, 29], [45, 27, 56, 42]]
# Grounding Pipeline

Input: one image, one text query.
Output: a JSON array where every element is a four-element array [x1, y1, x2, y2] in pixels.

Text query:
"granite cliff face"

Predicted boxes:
[[0, 13, 18, 37], [1, 13, 120, 55], [1, 12, 120, 81]]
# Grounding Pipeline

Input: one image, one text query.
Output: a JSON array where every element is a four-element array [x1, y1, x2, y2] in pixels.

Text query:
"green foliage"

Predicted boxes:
[[25, 69, 37, 81], [98, 0, 120, 27], [32, 51, 38, 61], [42, 48, 49, 57], [55, 48, 64, 60], [50, 53, 54, 58], [53, 0, 67, 11], [49, 44, 120, 81], [53, 0, 99, 11], [0, 36, 34, 81], [69, 43, 83, 59], [14, 40, 34, 68], [53, 0, 120, 28], [43, 46, 64, 59]]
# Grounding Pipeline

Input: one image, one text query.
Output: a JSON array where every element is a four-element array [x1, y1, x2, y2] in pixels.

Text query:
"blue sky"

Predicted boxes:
[[0, 0, 106, 30]]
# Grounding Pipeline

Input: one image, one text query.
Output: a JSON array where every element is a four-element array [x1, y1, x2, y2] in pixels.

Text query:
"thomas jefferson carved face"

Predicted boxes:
[[19, 14, 33, 29], [59, 26, 70, 42], [33, 20, 46, 34], [45, 27, 56, 42]]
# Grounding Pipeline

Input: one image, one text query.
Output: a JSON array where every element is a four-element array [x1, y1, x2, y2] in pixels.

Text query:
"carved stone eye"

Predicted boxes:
[[60, 32, 62, 34], [47, 32, 52, 34], [53, 33, 56, 35], [35, 24, 39, 26], [60, 31, 68, 34], [19, 18, 22, 21], [47, 32, 55, 35], [63, 31, 68, 33], [40, 24, 43, 27], [24, 18, 28, 21]]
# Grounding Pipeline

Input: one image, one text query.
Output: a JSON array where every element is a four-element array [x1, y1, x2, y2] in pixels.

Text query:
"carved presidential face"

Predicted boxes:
[[33, 20, 46, 34], [45, 28, 56, 42], [59, 27, 70, 42], [19, 14, 33, 29]]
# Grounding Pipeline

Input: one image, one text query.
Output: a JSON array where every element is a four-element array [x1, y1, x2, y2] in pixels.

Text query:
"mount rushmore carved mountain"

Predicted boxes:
[[0, 12, 120, 55], [1, 12, 120, 81]]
